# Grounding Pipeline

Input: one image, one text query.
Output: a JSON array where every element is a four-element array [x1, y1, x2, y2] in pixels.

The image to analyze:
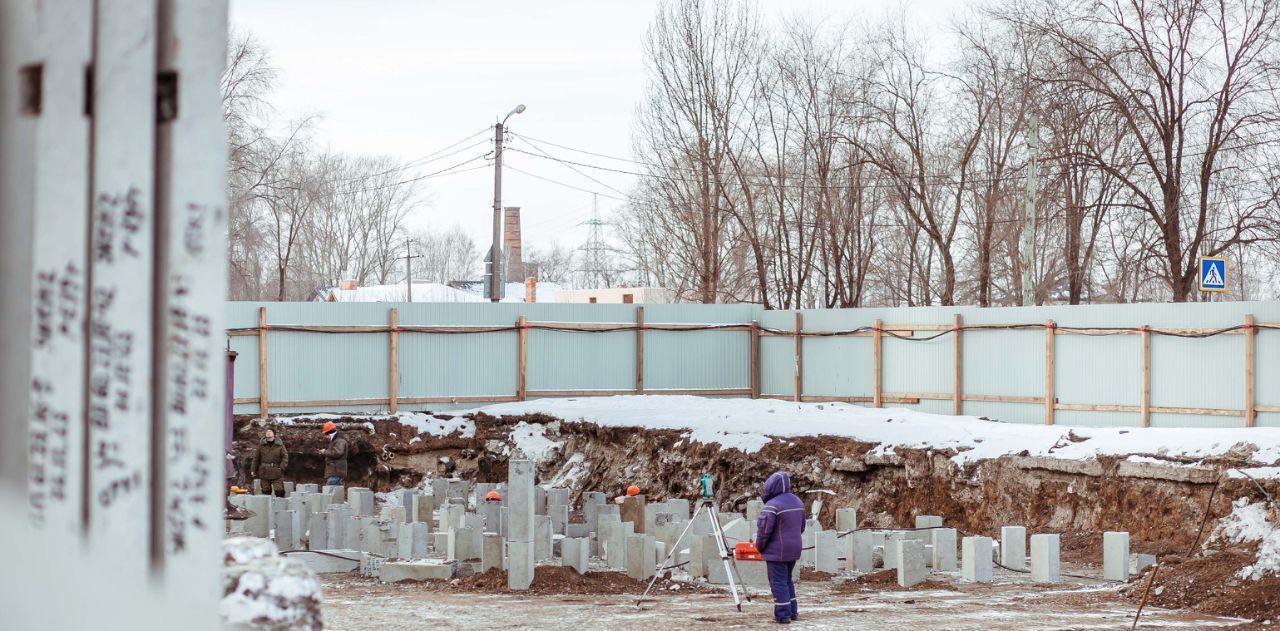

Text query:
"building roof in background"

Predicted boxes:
[[321, 282, 563, 303]]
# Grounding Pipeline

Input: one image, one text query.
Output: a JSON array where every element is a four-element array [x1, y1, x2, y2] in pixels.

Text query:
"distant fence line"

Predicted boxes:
[[225, 302, 1280, 429]]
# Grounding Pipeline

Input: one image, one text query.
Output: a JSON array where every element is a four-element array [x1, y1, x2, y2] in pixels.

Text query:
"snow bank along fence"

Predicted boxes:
[[226, 301, 1280, 428], [2, 1, 229, 629]]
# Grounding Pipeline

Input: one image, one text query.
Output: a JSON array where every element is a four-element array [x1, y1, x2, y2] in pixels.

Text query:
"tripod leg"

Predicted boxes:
[[708, 505, 744, 611], [635, 503, 703, 607]]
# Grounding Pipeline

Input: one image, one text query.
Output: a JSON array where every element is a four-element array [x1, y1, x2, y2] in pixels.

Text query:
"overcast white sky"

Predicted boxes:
[[229, 0, 962, 255]]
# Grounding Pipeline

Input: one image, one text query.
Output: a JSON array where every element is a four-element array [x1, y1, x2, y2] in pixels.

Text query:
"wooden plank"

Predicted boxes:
[[25, 0, 94, 537], [1055, 403, 1142, 413], [1255, 405, 1280, 413], [1148, 406, 1243, 417], [635, 307, 644, 394], [873, 319, 883, 408], [1245, 314, 1255, 428], [388, 309, 398, 414], [889, 392, 953, 401], [258, 307, 268, 419], [268, 398, 391, 409], [1044, 320, 1055, 425], [1141, 326, 1151, 427], [232, 398, 257, 405], [86, 0, 158, 573], [749, 321, 761, 399], [766, 394, 923, 405], [793, 311, 803, 403], [516, 316, 527, 401], [952, 314, 963, 416], [153, 0, 229, 594], [398, 396, 522, 405], [964, 393, 1045, 404], [525, 388, 751, 398]]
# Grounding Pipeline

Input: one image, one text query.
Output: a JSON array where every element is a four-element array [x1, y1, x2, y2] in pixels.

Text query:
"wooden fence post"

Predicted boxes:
[[793, 311, 803, 402], [258, 306, 268, 419], [1044, 320, 1056, 425], [1141, 325, 1151, 427], [1245, 313, 1256, 427], [953, 313, 963, 416], [388, 308, 398, 414], [635, 306, 645, 394], [750, 321, 760, 399], [517, 316, 528, 401], [873, 319, 883, 408]]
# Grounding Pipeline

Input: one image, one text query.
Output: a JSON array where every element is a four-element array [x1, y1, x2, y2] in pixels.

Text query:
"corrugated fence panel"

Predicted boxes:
[[224, 300, 1280, 428]]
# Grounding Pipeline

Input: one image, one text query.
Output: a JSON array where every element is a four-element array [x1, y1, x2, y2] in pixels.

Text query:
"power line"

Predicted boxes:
[[332, 153, 492, 196], [509, 135, 630, 197], [504, 163, 627, 201], [331, 126, 492, 184]]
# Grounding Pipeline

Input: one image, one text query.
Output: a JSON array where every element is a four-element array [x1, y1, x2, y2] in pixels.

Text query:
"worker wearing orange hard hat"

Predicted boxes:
[[319, 421, 349, 487], [614, 484, 643, 504], [484, 490, 502, 502]]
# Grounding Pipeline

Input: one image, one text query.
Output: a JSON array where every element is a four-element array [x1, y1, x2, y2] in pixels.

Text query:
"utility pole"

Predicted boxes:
[[490, 104, 526, 302], [1021, 114, 1039, 307], [402, 239, 421, 302]]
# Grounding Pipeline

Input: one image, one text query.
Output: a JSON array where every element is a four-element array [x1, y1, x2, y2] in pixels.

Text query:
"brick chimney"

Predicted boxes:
[[525, 277, 537, 303], [503, 206, 524, 283]]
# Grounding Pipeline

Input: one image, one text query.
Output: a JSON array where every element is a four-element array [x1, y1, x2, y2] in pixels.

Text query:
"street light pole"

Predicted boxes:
[[490, 104, 526, 302]]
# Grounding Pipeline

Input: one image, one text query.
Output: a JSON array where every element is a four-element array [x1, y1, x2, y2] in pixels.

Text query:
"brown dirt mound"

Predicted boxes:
[[799, 568, 833, 581], [832, 570, 956, 593], [453, 566, 711, 596], [1124, 549, 1280, 622]]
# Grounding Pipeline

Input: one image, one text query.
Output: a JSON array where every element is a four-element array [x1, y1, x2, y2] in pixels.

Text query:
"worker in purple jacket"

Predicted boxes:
[[754, 471, 806, 624]]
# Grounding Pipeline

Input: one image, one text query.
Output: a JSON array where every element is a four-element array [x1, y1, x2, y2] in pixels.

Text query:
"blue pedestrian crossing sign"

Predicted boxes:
[[1198, 257, 1227, 292]]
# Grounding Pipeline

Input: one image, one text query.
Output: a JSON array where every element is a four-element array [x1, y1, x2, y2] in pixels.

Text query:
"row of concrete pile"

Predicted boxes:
[[226, 465, 1153, 590]]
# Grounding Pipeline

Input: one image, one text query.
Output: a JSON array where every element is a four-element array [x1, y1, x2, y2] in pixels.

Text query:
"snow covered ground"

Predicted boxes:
[[1212, 498, 1280, 580], [460, 395, 1280, 468]]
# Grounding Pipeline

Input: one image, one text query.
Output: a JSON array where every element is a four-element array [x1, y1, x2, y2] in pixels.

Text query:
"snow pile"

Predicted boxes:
[[465, 395, 1280, 465], [1210, 498, 1280, 580], [280, 412, 475, 438], [547, 452, 589, 488], [510, 421, 563, 462], [221, 537, 323, 630]]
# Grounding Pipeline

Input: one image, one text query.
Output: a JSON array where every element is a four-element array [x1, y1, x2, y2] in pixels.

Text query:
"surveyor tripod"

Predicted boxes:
[[636, 498, 751, 610]]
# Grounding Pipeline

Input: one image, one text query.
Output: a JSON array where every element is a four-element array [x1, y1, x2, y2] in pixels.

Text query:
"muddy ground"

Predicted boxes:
[[234, 410, 1280, 622], [317, 564, 1255, 630]]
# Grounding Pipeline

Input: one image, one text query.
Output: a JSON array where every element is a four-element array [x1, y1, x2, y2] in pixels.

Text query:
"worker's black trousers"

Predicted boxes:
[[766, 560, 798, 622]]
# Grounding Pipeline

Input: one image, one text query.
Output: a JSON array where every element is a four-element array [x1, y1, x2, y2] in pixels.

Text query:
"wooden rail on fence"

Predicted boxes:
[[230, 307, 1272, 425]]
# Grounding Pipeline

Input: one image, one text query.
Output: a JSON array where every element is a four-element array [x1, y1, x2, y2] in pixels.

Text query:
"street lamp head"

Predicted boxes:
[[502, 104, 527, 124]]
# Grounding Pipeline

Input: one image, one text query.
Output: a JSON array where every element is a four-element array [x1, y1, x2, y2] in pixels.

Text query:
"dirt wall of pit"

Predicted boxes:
[[233, 413, 1278, 551]]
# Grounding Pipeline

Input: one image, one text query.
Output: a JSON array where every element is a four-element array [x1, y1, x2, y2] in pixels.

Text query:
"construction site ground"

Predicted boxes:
[[317, 563, 1252, 630]]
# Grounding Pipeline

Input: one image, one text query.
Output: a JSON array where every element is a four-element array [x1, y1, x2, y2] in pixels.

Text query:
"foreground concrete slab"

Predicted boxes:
[[348, 488, 374, 517], [932, 528, 958, 572], [1030, 534, 1061, 583], [627, 535, 656, 581], [534, 515, 553, 560], [309, 512, 329, 550], [481, 533, 503, 572], [962, 536, 993, 583], [1136, 553, 1157, 576], [815, 530, 839, 574], [1104, 531, 1130, 582], [896, 540, 926, 587], [848, 529, 874, 573], [379, 561, 456, 583], [508, 460, 536, 591]]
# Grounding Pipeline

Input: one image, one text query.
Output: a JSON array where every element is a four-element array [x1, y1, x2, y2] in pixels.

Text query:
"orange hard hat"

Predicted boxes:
[[626, 485, 640, 496], [321, 421, 337, 434], [485, 490, 502, 501]]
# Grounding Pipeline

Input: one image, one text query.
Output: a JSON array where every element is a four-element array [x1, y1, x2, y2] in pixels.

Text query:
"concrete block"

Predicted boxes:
[[626, 535, 656, 581], [412, 495, 433, 523], [1136, 553, 1157, 576], [601, 520, 634, 570], [447, 479, 469, 503], [643, 503, 660, 535], [666, 499, 691, 521], [847, 529, 874, 573], [896, 540, 926, 587], [360, 552, 384, 578], [430, 478, 448, 506], [566, 523, 588, 539], [323, 485, 345, 504], [447, 526, 480, 562], [595, 512, 620, 557], [308, 512, 329, 550], [348, 488, 374, 517], [507, 541, 534, 590], [534, 485, 548, 516], [549, 504, 568, 536], [534, 515, 553, 561], [836, 508, 857, 533], [1030, 534, 1060, 583], [745, 499, 764, 524], [1000, 526, 1027, 570], [305, 493, 330, 523], [396, 522, 428, 560], [274, 510, 298, 550], [499, 507, 509, 537], [464, 512, 483, 532], [621, 496, 646, 533], [430, 531, 448, 552], [253, 479, 262, 495], [689, 534, 716, 578], [327, 505, 349, 550], [584, 492, 607, 532], [563, 537, 589, 575], [708, 558, 799, 588], [284, 481, 296, 495], [547, 487, 569, 508], [1104, 531, 1130, 582], [722, 518, 750, 547], [243, 495, 271, 538], [913, 515, 942, 543], [439, 504, 464, 531], [380, 506, 406, 524], [961, 536, 993, 583], [932, 528, 958, 572], [379, 561, 456, 583], [298, 483, 319, 494], [815, 530, 839, 574], [481, 533, 504, 571], [882, 532, 905, 569], [481, 502, 503, 534], [291, 550, 360, 574]]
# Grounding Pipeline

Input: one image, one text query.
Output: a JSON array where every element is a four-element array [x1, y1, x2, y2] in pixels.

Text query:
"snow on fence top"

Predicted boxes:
[[464, 395, 1280, 466]]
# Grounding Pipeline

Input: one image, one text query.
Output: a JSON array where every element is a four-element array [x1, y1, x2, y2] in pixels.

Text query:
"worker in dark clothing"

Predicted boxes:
[[320, 421, 349, 487], [755, 471, 805, 624], [250, 428, 289, 497]]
